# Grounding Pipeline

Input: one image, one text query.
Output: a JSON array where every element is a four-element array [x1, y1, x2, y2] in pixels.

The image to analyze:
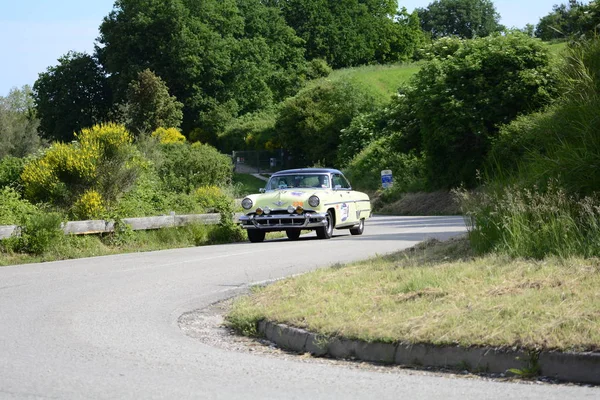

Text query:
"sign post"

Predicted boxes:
[[381, 170, 393, 189]]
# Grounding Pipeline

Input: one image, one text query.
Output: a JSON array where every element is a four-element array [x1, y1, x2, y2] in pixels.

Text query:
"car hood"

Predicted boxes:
[[251, 189, 329, 210]]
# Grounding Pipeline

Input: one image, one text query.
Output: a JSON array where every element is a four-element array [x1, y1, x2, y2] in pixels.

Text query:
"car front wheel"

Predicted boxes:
[[247, 230, 266, 243], [350, 218, 364, 235], [316, 210, 334, 239]]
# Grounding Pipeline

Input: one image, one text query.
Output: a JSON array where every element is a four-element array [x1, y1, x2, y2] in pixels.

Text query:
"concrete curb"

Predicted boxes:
[[257, 320, 600, 385]]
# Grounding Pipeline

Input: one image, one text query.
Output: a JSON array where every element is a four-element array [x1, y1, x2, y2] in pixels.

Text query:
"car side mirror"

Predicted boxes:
[[259, 188, 266, 193], [334, 184, 342, 190]]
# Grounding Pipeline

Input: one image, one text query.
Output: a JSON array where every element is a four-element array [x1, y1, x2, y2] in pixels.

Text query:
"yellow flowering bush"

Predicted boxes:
[[21, 143, 95, 202], [151, 127, 186, 144], [21, 124, 140, 214], [72, 190, 105, 220]]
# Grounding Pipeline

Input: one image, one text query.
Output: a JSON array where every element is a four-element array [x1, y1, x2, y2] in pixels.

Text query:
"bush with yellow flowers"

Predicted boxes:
[[71, 189, 105, 220], [151, 127, 186, 144], [21, 123, 141, 214]]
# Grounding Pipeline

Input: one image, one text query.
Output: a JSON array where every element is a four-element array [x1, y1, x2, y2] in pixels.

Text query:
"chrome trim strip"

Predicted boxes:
[[323, 200, 371, 206]]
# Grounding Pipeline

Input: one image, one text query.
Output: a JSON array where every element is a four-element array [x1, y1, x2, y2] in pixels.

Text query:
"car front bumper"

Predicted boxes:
[[238, 212, 328, 230]]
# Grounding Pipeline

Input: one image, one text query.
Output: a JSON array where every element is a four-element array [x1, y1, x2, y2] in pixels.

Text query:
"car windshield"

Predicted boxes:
[[266, 174, 330, 190]]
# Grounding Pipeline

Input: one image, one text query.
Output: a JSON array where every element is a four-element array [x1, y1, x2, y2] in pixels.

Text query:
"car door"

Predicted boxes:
[[332, 173, 355, 226]]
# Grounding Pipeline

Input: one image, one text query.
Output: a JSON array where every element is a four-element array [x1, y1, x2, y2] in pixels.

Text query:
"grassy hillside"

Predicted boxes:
[[547, 40, 568, 57], [306, 40, 561, 106], [312, 62, 422, 104]]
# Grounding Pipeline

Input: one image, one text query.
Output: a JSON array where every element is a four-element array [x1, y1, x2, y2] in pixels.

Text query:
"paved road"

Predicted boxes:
[[0, 216, 597, 399]]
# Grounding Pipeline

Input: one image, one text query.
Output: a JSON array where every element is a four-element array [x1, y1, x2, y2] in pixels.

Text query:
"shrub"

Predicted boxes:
[[0, 156, 26, 189], [0, 187, 39, 225], [195, 186, 230, 212], [151, 127, 186, 144], [157, 142, 232, 194], [410, 32, 558, 188], [21, 123, 141, 209], [72, 190, 105, 220], [18, 212, 64, 255], [305, 58, 332, 80], [217, 110, 277, 153]]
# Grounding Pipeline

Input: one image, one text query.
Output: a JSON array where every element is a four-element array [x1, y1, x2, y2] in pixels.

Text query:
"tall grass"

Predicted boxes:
[[463, 38, 600, 259], [458, 183, 600, 258]]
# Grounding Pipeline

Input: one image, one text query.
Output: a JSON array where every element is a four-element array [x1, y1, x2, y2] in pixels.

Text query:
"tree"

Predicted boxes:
[[123, 69, 183, 135], [0, 86, 42, 158], [271, 0, 420, 68], [33, 52, 112, 142], [275, 80, 376, 166], [97, 0, 307, 136], [416, 0, 502, 39], [535, 1, 600, 40], [409, 33, 557, 188]]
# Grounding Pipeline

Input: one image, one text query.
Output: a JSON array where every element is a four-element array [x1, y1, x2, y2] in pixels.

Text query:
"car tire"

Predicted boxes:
[[286, 229, 301, 240], [247, 230, 266, 243], [316, 210, 334, 239], [350, 218, 364, 235]]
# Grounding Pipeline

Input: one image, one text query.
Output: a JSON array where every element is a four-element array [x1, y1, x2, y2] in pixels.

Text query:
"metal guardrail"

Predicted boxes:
[[0, 213, 236, 240]]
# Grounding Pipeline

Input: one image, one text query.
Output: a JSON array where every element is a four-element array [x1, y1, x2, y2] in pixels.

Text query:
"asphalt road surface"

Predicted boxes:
[[0, 216, 597, 399]]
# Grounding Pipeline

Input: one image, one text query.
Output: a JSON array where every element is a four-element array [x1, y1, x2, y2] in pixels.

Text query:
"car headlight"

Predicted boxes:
[[241, 198, 253, 210], [308, 195, 320, 207]]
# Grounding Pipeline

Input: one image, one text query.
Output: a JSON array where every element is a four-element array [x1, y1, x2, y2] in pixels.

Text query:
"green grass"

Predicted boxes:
[[227, 237, 600, 352], [0, 223, 244, 267], [547, 41, 568, 58], [233, 173, 267, 197], [318, 62, 421, 104]]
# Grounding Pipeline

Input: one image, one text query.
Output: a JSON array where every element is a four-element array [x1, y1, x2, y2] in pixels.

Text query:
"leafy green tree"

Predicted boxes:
[[275, 80, 376, 166], [272, 0, 421, 68], [409, 33, 558, 188], [416, 0, 502, 39], [535, 1, 600, 40], [123, 69, 183, 135], [33, 52, 112, 142], [0, 86, 42, 158], [97, 0, 307, 136]]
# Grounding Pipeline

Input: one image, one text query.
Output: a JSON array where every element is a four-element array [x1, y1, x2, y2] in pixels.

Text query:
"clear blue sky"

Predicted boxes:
[[0, 0, 575, 96]]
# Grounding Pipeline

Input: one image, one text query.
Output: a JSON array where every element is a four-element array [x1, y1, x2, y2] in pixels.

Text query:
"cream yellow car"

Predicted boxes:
[[238, 168, 371, 242]]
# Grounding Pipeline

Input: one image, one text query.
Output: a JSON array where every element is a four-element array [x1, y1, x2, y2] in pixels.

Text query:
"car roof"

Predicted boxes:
[[272, 168, 343, 176]]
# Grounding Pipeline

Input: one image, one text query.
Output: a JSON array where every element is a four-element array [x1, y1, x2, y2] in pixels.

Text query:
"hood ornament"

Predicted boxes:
[[273, 192, 286, 207]]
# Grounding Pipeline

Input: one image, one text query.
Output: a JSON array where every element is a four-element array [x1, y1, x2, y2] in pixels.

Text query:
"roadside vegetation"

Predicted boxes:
[[227, 237, 600, 352], [2, 0, 600, 359], [226, 0, 600, 364], [0, 223, 242, 267]]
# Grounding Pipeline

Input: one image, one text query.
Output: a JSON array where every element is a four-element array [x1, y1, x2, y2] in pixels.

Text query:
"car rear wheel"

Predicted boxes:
[[316, 210, 334, 239], [286, 229, 301, 240], [350, 218, 364, 235], [247, 230, 266, 243]]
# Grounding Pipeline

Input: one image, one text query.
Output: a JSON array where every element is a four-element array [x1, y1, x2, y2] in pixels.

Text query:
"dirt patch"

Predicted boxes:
[[376, 191, 461, 216]]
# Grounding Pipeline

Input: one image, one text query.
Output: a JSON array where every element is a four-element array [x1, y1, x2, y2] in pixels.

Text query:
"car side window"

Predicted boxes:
[[332, 174, 350, 190]]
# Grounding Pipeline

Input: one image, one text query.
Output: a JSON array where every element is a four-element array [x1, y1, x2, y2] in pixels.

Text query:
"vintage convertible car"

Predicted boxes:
[[238, 168, 371, 242]]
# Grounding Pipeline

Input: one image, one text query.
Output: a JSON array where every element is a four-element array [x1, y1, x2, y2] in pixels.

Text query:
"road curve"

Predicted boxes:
[[0, 216, 596, 399]]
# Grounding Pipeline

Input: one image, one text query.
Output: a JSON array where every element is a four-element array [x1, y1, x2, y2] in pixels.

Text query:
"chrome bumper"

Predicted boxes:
[[238, 212, 328, 230]]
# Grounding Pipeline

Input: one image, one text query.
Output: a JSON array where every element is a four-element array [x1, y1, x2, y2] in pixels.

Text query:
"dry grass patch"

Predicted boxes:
[[227, 237, 600, 352]]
